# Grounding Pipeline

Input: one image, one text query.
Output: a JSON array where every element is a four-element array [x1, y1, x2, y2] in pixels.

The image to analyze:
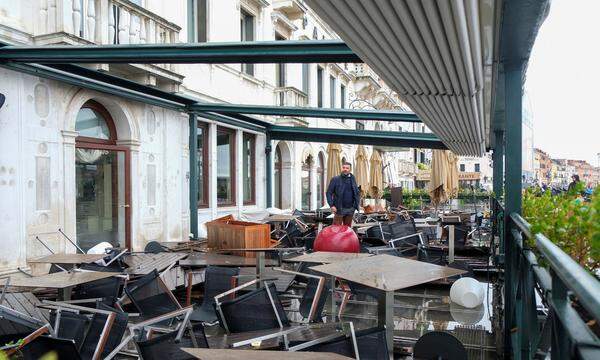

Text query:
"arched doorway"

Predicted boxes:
[[274, 145, 282, 209], [75, 100, 130, 251], [301, 154, 313, 210], [316, 152, 325, 207]]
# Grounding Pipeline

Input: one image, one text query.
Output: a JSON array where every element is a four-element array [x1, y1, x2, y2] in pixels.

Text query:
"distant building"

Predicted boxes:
[[534, 148, 553, 185]]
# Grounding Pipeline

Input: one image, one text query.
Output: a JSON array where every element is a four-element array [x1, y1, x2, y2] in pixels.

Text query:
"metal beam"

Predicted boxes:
[[269, 126, 446, 149], [0, 40, 361, 64], [195, 112, 266, 133], [189, 103, 421, 122], [1, 62, 188, 111]]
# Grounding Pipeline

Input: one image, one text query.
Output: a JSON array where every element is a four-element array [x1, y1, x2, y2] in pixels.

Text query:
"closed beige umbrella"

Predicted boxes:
[[354, 145, 369, 197], [429, 149, 449, 206], [369, 149, 383, 199], [446, 151, 459, 199], [326, 143, 342, 184]]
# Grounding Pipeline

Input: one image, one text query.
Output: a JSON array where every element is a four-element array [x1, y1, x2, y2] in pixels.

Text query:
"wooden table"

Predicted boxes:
[[9, 271, 119, 300], [28, 253, 106, 264], [181, 348, 352, 360], [286, 251, 373, 321], [310, 254, 466, 359], [179, 253, 279, 306]]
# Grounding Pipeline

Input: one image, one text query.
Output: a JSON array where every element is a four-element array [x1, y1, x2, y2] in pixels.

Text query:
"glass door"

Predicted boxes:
[[76, 148, 127, 251]]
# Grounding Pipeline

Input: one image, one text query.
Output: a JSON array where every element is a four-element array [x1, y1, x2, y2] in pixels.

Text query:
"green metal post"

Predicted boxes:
[[265, 132, 273, 208], [504, 64, 524, 358], [493, 129, 504, 199], [189, 113, 199, 239]]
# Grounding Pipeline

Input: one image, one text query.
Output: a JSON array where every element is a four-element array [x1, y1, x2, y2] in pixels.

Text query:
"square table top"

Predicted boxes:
[[181, 348, 352, 360], [9, 271, 119, 289], [310, 254, 466, 292], [28, 253, 106, 264], [179, 253, 278, 267], [286, 251, 373, 264]]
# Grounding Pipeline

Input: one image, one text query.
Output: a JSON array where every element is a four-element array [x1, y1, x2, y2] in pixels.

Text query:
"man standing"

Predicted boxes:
[[326, 162, 360, 226]]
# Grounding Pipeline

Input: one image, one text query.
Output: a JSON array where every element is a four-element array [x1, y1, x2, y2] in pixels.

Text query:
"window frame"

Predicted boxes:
[[242, 133, 256, 205], [193, 0, 209, 43], [197, 121, 209, 208], [75, 100, 118, 145], [216, 126, 237, 207], [317, 66, 324, 108], [329, 75, 336, 108], [240, 8, 255, 76]]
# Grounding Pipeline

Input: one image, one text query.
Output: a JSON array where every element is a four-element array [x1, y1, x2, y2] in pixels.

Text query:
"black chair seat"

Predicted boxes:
[[135, 330, 195, 360], [413, 331, 467, 360], [190, 304, 218, 323]]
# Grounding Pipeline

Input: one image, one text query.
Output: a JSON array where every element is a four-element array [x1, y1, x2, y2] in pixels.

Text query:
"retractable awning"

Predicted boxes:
[[305, 0, 499, 155]]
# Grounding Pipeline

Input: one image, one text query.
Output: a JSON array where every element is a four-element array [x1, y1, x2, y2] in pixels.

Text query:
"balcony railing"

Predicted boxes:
[[38, 0, 180, 72], [274, 86, 308, 107], [491, 198, 600, 359]]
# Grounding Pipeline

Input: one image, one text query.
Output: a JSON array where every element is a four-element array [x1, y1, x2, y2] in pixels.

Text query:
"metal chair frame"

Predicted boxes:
[[214, 278, 286, 334], [39, 300, 117, 360], [104, 306, 194, 359], [272, 267, 326, 323]]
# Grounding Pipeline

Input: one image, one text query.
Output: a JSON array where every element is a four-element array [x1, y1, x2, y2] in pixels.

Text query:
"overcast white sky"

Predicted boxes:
[[525, 0, 600, 166]]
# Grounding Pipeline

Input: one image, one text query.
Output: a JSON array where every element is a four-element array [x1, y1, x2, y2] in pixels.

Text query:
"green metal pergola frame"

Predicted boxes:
[[3, 10, 599, 357], [0, 39, 440, 240], [0, 40, 361, 64]]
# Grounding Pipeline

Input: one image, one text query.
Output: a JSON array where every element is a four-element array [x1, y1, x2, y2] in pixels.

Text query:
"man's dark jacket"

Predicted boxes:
[[326, 174, 360, 211]]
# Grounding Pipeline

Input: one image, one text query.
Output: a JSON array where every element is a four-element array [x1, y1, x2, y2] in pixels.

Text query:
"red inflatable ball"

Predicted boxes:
[[314, 225, 360, 253]]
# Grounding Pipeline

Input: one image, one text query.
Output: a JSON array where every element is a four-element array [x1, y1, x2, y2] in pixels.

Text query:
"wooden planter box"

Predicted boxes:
[[206, 215, 271, 258]]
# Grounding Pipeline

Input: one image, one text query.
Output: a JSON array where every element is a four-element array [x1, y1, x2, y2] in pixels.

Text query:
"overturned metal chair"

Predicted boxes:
[[134, 321, 209, 360], [189, 265, 240, 323], [105, 306, 195, 359], [41, 300, 128, 360], [122, 269, 180, 319], [215, 279, 289, 333]]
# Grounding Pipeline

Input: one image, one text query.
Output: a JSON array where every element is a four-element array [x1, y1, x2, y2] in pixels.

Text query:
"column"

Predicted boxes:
[[62, 130, 78, 253], [236, 128, 244, 215], [265, 132, 273, 208], [503, 63, 524, 357], [492, 129, 504, 198], [188, 113, 198, 239], [209, 123, 218, 219]]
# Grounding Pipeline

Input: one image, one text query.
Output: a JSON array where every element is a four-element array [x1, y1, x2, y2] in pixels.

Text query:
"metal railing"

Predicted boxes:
[[491, 198, 600, 359]]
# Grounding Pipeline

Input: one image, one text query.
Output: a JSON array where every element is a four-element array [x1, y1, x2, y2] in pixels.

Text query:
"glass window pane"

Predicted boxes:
[[76, 108, 111, 139], [243, 134, 255, 204], [217, 128, 234, 205]]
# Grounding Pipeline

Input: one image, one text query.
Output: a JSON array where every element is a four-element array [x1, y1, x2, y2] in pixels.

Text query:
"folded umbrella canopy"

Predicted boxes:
[[369, 149, 383, 199], [429, 150, 449, 206], [326, 143, 342, 184], [429, 150, 459, 206], [354, 145, 370, 197], [446, 151, 459, 199]]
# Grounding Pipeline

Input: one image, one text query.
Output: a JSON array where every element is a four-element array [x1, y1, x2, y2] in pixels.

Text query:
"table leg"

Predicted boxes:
[[330, 276, 337, 322], [186, 270, 193, 306], [377, 290, 394, 359], [58, 286, 72, 301], [256, 251, 265, 288]]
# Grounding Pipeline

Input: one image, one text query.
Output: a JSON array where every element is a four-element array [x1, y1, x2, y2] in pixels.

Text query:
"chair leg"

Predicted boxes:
[[338, 291, 351, 318]]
